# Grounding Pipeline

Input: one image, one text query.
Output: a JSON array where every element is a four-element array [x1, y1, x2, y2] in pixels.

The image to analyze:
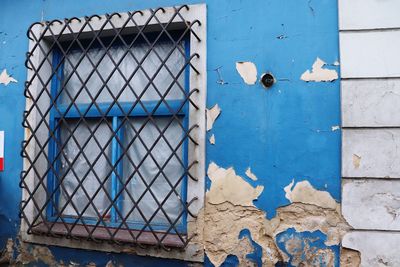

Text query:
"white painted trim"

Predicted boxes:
[[21, 4, 207, 262]]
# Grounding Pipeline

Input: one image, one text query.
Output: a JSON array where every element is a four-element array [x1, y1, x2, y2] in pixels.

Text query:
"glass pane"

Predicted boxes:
[[57, 119, 113, 220], [121, 117, 185, 227], [61, 41, 186, 105]]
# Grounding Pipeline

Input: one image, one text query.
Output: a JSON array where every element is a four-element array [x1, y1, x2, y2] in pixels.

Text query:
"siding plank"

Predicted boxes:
[[342, 129, 400, 178], [339, 0, 400, 30], [342, 79, 400, 127], [340, 30, 400, 78], [342, 231, 400, 267], [342, 179, 400, 230]]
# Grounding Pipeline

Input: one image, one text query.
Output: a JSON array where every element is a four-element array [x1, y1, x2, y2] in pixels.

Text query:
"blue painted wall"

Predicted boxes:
[[0, 0, 340, 266]]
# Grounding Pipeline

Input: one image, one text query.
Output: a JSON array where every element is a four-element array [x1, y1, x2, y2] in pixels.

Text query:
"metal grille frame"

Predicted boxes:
[[20, 4, 206, 260]]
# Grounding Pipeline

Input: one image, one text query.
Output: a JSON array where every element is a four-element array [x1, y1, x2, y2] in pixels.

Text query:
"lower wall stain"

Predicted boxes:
[[0, 237, 58, 267], [1, 162, 358, 267]]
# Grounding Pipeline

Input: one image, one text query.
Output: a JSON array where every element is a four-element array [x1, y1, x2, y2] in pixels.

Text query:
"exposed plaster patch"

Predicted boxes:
[[0, 238, 108, 267], [245, 167, 258, 181], [0, 238, 14, 264], [0, 69, 18, 86], [300, 58, 338, 82], [340, 248, 361, 267], [206, 104, 221, 132], [331, 125, 340, 131], [16, 242, 57, 266], [236, 235, 256, 266], [207, 162, 264, 207], [353, 154, 361, 169], [284, 179, 295, 201], [202, 163, 351, 266], [236, 61, 257, 85], [278, 233, 335, 266], [284, 180, 337, 209], [209, 134, 216, 145]]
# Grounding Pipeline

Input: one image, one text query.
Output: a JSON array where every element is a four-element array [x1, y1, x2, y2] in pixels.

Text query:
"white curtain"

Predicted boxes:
[[58, 119, 113, 219], [62, 41, 185, 104], [121, 117, 184, 226]]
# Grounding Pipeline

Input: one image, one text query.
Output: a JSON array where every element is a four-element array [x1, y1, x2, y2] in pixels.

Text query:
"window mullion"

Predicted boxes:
[[111, 116, 121, 223]]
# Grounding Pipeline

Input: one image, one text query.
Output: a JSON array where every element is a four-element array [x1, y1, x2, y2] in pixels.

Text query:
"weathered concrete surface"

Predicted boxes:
[[340, 247, 361, 267], [342, 129, 400, 178], [342, 179, 400, 230], [343, 231, 400, 267], [342, 79, 400, 127], [340, 30, 400, 78], [339, 0, 400, 30]]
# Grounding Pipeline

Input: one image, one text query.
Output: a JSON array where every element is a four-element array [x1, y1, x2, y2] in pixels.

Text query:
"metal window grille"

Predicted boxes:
[[20, 5, 202, 249]]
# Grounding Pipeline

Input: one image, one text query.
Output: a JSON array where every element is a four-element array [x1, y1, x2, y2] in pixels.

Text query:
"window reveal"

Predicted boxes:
[[20, 6, 205, 249]]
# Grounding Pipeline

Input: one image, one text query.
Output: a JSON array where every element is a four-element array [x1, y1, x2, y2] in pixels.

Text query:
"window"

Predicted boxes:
[[20, 5, 206, 257]]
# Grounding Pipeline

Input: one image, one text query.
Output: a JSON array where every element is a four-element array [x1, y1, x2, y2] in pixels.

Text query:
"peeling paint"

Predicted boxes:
[[202, 163, 351, 267], [340, 248, 361, 267], [276, 229, 337, 266], [353, 154, 361, 169], [16, 242, 58, 267], [206, 104, 221, 131], [236, 61, 257, 85], [331, 125, 340, 131], [236, 235, 256, 266], [0, 69, 18, 86], [209, 134, 216, 145], [245, 167, 258, 181], [207, 162, 264, 206], [284, 180, 337, 209], [0, 238, 13, 264], [300, 57, 338, 82]]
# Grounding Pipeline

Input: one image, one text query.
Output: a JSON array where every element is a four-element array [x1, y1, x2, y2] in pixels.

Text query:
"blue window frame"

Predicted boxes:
[[45, 33, 191, 234]]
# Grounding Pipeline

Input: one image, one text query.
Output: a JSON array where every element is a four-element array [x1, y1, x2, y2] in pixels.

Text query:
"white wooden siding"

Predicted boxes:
[[340, 30, 400, 78], [342, 179, 400, 230], [342, 129, 400, 178], [342, 231, 400, 267], [342, 79, 400, 127], [339, 0, 400, 30], [339, 1, 400, 264]]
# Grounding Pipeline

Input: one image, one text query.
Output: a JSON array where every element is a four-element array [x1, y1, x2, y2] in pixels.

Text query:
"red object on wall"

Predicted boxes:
[[0, 131, 4, 171]]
